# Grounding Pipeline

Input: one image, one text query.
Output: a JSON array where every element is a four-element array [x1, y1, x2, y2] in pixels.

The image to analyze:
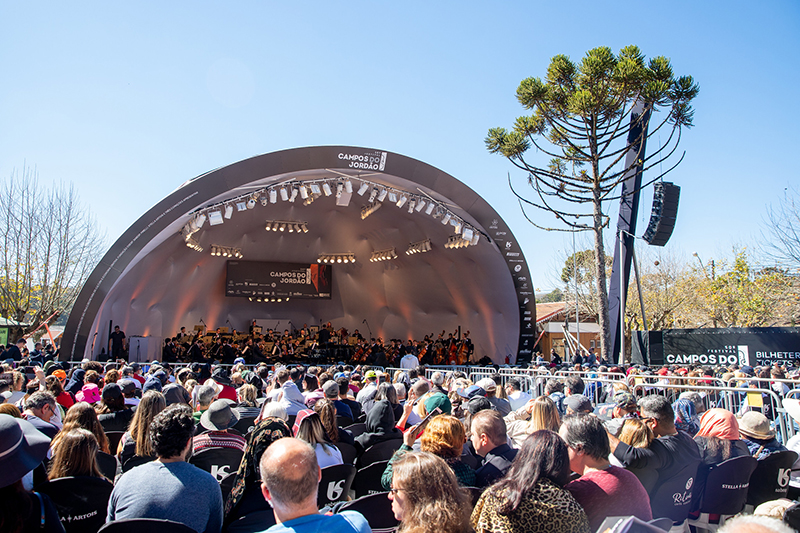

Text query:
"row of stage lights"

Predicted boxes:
[[210, 245, 242, 258], [181, 176, 482, 254], [248, 297, 289, 303], [317, 253, 356, 264]]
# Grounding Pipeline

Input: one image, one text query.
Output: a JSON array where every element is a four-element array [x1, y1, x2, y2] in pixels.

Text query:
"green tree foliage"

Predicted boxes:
[[486, 45, 698, 359]]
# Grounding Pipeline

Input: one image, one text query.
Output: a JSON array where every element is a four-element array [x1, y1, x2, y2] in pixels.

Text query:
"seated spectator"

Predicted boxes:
[[162, 378, 191, 406], [0, 414, 63, 532], [234, 383, 260, 419], [96, 383, 134, 433], [354, 399, 403, 455], [278, 378, 308, 416], [564, 376, 585, 397], [337, 376, 362, 420], [208, 367, 237, 402], [673, 398, 700, 435], [48, 428, 107, 480], [64, 369, 85, 396], [561, 414, 652, 531], [546, 379, 566, 416], [224, 417, 292, 523], [52, 401, 110, 454], [739, 411, 787, 459], [601, 391, 638, 437], [505, 379, 531, 411], [45, 373, 74, 411], [617, 418, 655, 449], [117, 390, 166, 466], [471, 409, 518, 487], [694, 408, 750, 465], [608, 395, 701, 496], [389, 451, 471, 533], [118, 379, 139, 407], [194, 399, 246, 453], [108, 404, 223, 533], [193, 384, 217, 425], [259, 438, 370, 533], [564, 395, 593, 416], [314, 398, 355, 446], [382, 414, 475, 488], [22, 391, 59, 439], [371, 382, 403, 420], [293, 409, 343, 468], [717, 514, 795, 533], [505, 395, 561, 449], [258, 401, 289, 423], [476, 378, 511, 416], [471, 430, 590, 533]]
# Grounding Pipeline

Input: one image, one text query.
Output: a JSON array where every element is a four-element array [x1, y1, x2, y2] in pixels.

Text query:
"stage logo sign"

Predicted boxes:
[[661, 328, 800, 367], [226, 261, 332, 299]]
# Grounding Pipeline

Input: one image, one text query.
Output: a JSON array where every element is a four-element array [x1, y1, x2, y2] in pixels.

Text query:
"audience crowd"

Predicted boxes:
[[1, 354, 800, 533]]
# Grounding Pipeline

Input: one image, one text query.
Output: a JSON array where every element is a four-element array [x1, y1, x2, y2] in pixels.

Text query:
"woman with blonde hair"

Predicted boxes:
[[389, 451, 471, 533], [51, 401, 110, 454], [505, 395, 561, 449], [117, 390, 166, 470], [618, 418, 655, 449], [48, 428, 106, 480], [382, 414, 475, 488]]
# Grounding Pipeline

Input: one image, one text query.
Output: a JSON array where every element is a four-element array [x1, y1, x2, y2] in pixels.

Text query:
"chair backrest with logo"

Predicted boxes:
[[698, 455, 758, 515], [189, 446, 245, 484], [746, 450, 798, 507], [352, 460, 390, 499], [337, 441, 358, 465], [317, 464, 357, 508], [37, 476, 114, 533], [337, 492, 399, 533], [650, 460, 701, 523]]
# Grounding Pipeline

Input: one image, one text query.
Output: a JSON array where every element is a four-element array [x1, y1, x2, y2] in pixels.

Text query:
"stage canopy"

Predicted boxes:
[[63, 146, 536, 363]]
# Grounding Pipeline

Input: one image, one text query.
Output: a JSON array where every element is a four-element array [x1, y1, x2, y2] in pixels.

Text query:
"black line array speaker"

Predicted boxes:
[[642, 181, 680, 247]]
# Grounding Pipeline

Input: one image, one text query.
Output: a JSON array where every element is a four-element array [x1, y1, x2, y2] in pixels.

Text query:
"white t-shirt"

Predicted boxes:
[[315, 443, 344, 469]]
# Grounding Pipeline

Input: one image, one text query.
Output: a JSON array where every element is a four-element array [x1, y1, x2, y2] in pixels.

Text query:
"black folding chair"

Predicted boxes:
[[344, 422, 367, 437], [225, 510, 276, 533], [688, 456, 757, 532], [746, 450, 798, 508], [337, 415, 354, 428], [188, 446, 244, 499], [96, 451, 119, 481], [105, 431, 125, 455], [232, 416, 257, 436], [318, 464, 357, 508], [649, 460, 701, 525], [352, 460, 390, 498], [99, 518, 198, 533], [121, 454, 154, 472], [37, 476, 114, 533], [337, 441, 358, 465], [337, 492, 399, 533], [357, 439, 402, 469]]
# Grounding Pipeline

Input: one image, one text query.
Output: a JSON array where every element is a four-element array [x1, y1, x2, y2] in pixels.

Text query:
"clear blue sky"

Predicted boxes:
[[1, 1, 798, 292]]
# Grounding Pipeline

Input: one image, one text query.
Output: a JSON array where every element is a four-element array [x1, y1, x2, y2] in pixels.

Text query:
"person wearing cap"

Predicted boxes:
[[602, 391, 638, 437], [193, 399, 246, 453], [476, 378, 511, 416], [356, 370, 379, 405], [564, 395, 593, 416], [323, 379, 353, 420], [118, 379, 140, 407], [0, 414, 65, 532], [470, 409, 518, 487], [108, 404, 223, 533], [738, 411, 787, 460]]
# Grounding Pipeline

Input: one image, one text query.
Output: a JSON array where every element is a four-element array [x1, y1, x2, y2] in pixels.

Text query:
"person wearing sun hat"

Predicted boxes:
[[0, 414, 65, 531], [738, 410, 787, 460], [193, 399, 245, 453]]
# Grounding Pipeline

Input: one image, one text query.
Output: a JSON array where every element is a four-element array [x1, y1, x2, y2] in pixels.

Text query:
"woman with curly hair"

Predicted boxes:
[[471, 430, 589, 533], [389, 451, 471, 533], [382, 414, 475, 489], [51, 401, 110, 455]]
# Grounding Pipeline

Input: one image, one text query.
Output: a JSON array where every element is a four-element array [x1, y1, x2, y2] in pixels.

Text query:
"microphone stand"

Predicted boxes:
[[362, 319, 373, 339]]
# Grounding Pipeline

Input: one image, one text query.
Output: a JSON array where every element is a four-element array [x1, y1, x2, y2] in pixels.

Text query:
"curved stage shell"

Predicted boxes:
[[63, 146, 537, 363]]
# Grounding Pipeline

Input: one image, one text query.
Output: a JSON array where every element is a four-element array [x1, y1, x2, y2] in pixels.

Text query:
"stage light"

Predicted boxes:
[[408, 200, 415, 213], [415, 199, 425, 212], [288, 224, 294, 232], [454, 223, 462, 234], [396, 196, 407, 208], [246, 198, 256, 209], [269, 189, 278, 203], [425, 203, 435, 215], [406, 239, 431, 255], [336, 183, 344, 198], [462, 227, 474, 242], [357, 182, 369, 196], [279, 223, 286, 231], [345, 180, 353, 194], [194, 213, 207, 228], [370, 248, 398, 262], [309, 183, 322, 195], [471, 233, 480, 246], [361, 202, 382, 219], [387, 191, 397, 203], [377, 189, 388, 202], [224, 205, 233, 219], [185, 236, 203, 252], [368, 188, 378, 202], [260, 193, 268, 206], [208, 210, 224, 226], [441, 213, 451, 225], [289, 188, 298, 202], [299, 185, 308, 199], [301, 223, 309, 233], [322, 182, 332, 196], [280, 188, 289, 201]]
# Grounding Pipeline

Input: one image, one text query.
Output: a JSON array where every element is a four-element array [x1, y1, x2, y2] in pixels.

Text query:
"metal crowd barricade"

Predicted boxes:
[[722, 377, 800, 400], [555, 369, 626, 381], [631, 382, 792, 443], [627, 374, 728, 391]]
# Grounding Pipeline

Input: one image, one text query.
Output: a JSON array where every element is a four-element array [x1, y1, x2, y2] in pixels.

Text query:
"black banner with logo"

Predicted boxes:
[[226, 261, 332, 299], [651, 327, 800, 367]]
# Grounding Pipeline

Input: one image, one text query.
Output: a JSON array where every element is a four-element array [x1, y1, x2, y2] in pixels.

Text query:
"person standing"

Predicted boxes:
[[109, 326, 127, 360]]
